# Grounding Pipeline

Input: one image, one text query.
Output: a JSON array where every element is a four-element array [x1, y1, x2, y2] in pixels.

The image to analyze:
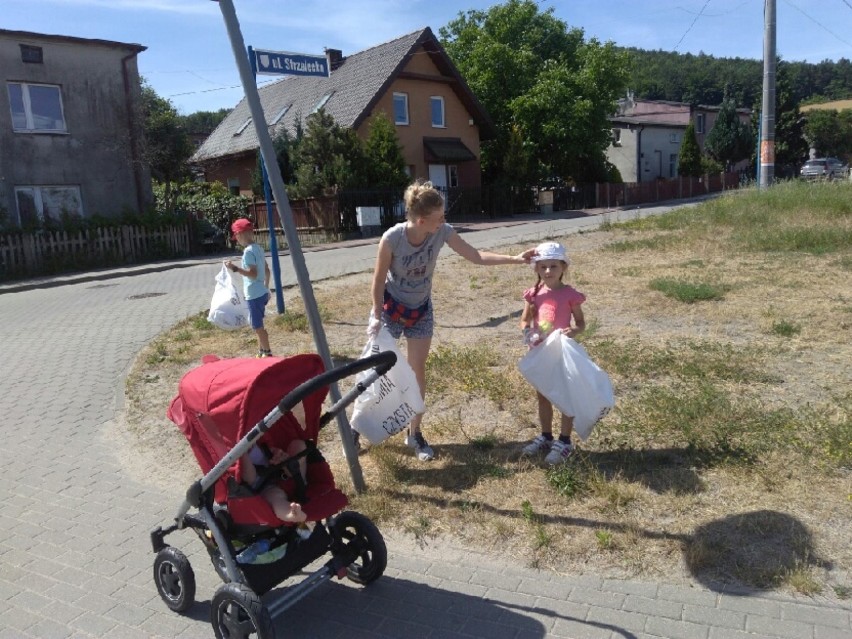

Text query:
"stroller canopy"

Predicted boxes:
[[167, 354, 327, 477]]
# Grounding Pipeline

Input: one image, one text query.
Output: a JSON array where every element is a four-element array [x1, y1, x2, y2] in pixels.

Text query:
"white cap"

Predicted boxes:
[[531, 241, 569, 267]]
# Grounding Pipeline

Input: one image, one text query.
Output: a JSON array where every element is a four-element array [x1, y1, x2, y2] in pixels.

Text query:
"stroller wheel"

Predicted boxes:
[[153, 546, 196, 613], [332, 511, 387, 585], [211, 582, 274, 639]]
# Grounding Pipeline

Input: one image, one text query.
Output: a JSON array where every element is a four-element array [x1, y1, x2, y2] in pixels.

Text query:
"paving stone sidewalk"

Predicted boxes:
[[1, 203, 849, 638]]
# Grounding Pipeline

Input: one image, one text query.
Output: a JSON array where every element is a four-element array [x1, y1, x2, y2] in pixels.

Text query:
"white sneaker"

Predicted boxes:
[[545, 439, 574, 465], [521, 434, 553, 456], [405, 432, 434, 461]]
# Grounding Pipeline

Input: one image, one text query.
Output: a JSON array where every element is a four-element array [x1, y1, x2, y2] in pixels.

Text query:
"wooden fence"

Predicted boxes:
[[0, 224, 191, 280], [595, 172, 742, 209], [247, 196, 342, 248]]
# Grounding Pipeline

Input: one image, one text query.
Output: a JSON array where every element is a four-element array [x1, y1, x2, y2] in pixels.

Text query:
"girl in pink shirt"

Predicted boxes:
[[519, 241, 586, 464]]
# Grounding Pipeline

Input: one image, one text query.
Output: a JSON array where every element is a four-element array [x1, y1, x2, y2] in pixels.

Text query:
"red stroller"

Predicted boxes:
[[151, 350, 396, 639]]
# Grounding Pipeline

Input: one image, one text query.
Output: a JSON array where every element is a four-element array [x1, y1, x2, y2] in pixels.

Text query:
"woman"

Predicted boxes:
[[367, 180, 536, 461]]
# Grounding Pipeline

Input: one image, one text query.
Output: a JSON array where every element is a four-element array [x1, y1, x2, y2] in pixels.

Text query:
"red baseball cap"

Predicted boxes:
[[231, 218, 253, 237]]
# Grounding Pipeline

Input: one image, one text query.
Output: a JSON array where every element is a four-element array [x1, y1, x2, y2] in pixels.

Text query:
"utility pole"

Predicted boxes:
[[759, 0, 776, 189]]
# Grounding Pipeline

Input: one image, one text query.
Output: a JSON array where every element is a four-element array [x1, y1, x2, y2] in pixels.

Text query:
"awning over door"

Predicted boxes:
[[423, 137, 477, 162]]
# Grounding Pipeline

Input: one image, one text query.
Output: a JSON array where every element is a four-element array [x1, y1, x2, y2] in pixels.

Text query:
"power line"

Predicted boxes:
[[672, 0, 713, 52], [781, 0, 852, 49], [168, 79, 277, 98]]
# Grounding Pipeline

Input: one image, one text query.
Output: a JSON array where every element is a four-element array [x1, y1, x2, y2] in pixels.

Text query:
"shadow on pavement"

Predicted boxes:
[[264, 574, 638, 638]]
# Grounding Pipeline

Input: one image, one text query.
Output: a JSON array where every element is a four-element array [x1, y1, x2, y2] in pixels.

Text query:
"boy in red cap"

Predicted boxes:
[[225, 219, 273, 357]]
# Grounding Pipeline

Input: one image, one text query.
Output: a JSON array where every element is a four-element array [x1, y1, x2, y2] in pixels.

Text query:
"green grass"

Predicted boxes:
[[649, 277, 729, 303], [611, 381, 800, 462], [771, 320, 801, 337], [426, 344, 513, 405], [605, 234, 678, 253], [590, 339, 776, 383], [611, 181, 852, 256], [595, 530, 615, 550], [546, 463, 587, 498]]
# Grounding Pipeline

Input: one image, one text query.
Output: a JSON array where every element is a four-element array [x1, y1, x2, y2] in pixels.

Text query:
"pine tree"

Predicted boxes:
[[704, 95, 753, 170], [678, 122, 703, 177], [363, 113, 409, 189]]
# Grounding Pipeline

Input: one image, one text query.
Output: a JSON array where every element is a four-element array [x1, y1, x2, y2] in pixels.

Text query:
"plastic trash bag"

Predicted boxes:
[[517, 331, 614, 441], [351, 327, 425, 445], [207, 264, 250, 330]]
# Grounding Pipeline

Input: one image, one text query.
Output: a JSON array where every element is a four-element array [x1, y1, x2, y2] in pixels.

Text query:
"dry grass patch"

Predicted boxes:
[[121, 181, 851, 597]]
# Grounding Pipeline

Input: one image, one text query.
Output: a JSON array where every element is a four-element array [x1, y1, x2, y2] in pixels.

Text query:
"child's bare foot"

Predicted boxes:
[[279, 502, 306, 524]]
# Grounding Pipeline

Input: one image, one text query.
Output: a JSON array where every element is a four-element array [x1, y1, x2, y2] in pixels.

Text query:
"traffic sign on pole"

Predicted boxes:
[[253, 49, 330, 77]]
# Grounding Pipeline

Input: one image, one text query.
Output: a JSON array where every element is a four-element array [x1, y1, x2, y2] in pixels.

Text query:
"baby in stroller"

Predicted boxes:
[[240, 440, 307, 524], [152, 351, 396, 639]]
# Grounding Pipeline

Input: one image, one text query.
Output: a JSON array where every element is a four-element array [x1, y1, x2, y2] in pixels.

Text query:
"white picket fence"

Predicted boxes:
[[0, 225, 191, 278]]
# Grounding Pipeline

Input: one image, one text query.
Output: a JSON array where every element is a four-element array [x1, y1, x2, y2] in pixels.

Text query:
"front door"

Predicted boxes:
[[428, 164, 448, 210], [428, 164, 447, 189]]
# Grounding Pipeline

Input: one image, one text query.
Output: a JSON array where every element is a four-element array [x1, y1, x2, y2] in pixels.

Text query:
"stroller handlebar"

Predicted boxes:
[[277, 350, 397, 415]]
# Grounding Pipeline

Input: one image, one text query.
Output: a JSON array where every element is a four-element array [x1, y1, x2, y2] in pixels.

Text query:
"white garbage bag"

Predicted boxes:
[[351, 327, 425, 445], [517, 331, 614, 441], [207, 265, 250, 330]]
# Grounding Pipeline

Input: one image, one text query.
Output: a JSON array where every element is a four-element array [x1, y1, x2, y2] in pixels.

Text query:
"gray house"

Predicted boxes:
[[0, 29, 152, 227], [607, 94, 751, 182]]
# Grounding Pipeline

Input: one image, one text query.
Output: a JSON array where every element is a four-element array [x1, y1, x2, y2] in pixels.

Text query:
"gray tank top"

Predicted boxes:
[[383, 222, 454, 307]]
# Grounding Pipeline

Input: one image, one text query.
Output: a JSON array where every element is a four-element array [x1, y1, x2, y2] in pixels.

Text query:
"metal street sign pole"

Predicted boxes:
[[215, 0, 365, 493], [247, 45, 285, 315]]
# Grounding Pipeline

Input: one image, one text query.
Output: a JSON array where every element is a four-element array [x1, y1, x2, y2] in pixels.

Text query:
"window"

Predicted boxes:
[[393, 92, 409, 125], [696, 113, 706, 134], [312, 92, 334, 113], [14, 186, 82, 226], [227, 178, 240, 196], [430, 96, 445, 128], [20, 44, 43, 64], [234, 118, 251, 135], [448, 165, 459, 188], [612, 128, 621, 146], [270, 104, 291, 125], [669, 133, 678, 144], [669, 154, 678, 178], [8, 82, 66, 132]]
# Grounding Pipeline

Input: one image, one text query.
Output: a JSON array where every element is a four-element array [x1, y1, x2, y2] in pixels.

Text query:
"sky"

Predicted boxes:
[[5, 0, 851, 115]]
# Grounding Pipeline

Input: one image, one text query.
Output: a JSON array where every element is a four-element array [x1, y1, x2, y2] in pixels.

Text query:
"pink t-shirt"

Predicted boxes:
[[523, 284, 586, 335]]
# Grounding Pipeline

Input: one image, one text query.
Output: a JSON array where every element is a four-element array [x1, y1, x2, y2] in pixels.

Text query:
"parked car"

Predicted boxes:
[[800, 158, 848, 180]]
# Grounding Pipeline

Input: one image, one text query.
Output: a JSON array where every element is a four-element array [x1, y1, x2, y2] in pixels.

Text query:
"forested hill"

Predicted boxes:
[[621, 48, 851, 109]]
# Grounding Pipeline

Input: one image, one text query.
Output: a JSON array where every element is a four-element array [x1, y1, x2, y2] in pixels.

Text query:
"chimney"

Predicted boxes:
[[325, 48, 343, 71]]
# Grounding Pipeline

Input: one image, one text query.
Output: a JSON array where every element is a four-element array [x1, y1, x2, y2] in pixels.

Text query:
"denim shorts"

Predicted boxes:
[[383, 300, 434, 339], [247, 293, 270, 329]]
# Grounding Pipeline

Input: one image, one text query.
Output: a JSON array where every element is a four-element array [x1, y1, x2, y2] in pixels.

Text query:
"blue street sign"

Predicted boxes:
[[253, 49, 329, 77]]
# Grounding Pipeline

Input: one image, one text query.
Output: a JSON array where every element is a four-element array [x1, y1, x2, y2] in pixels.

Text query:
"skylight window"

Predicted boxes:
[[271, 104, 291, 125], [234, 118, 252, 135], [311, 92, 335, 113]]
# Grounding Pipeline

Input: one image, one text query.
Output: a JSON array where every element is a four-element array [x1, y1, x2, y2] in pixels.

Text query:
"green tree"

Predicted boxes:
[[140, 82, 193, 211], [804, 109, 852, 160], [252, 128, 301, 196], [290, 110, 366, 198], [440, 0, 630, 183], [179, 108, 230, 137], [154, 181, 249, 235], [678, 122, 703, 177], [704, 94, 753, 170], [362, 113, 409, 189]]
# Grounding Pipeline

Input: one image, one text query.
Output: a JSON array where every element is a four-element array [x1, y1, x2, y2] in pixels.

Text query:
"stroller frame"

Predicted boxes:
[[151, 351, 396, 639]]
